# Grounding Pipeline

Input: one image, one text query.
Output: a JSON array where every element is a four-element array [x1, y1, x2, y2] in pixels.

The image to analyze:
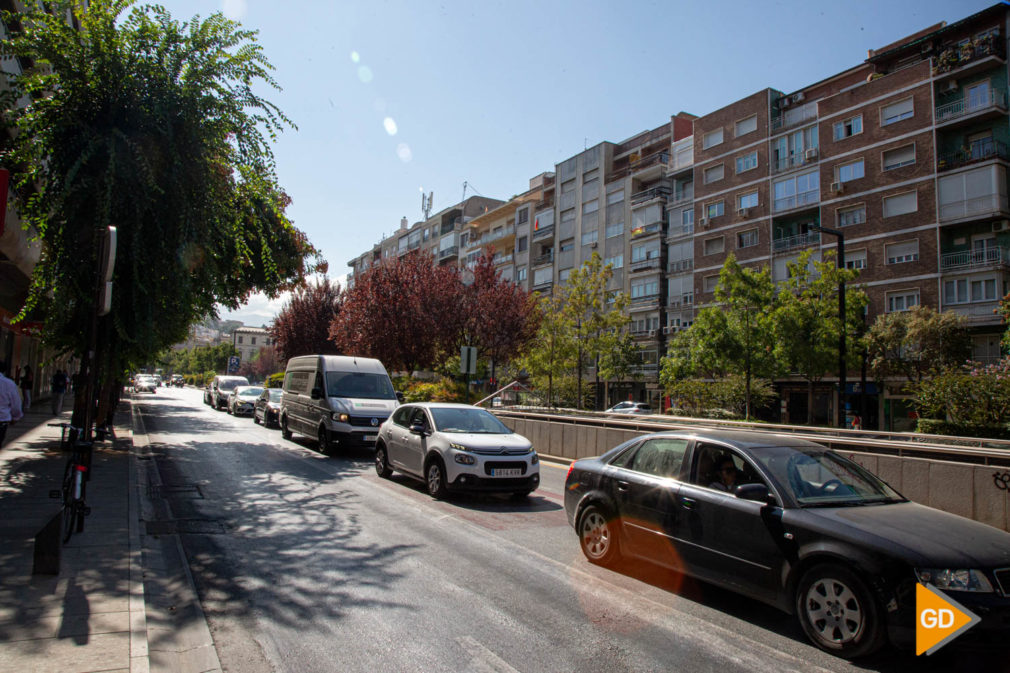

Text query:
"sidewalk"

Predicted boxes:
[[0, 398, 221, 673]]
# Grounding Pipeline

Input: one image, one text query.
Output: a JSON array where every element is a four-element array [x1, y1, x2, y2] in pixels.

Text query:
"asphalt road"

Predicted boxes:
[[133, 387, 1009, 673]]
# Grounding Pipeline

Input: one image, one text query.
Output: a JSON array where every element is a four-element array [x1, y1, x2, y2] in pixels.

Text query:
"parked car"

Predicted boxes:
[[375, 402, 540, 499], [152, 374, 163, 387], [170, 374, 185, 387], [228, 385, 264, 416], [279, 355, 398, 451], [134, 375, 157, 393], [604, 401, 652, 414], [564, 429, 1010, 657], [254, 388, 283, 427], [205, 375, 250, 410]]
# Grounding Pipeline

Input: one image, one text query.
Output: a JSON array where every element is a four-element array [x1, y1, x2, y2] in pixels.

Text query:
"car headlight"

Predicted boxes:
[[454, 454, 476, 465], [915, 568, 994, 593], [530, 450, 539, 465], [332, 413, 350, 423], [449, 442, 471, 452]]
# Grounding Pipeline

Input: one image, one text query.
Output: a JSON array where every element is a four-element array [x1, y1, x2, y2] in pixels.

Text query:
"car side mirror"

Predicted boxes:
[[310, 387, 323, 400], [735, 483, 775, 505], [409, 422, 427, 436], [395, 391, 405, 403]]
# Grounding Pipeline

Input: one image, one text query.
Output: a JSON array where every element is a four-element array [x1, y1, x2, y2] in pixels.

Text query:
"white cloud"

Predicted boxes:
[[222, 0, 248, 21]]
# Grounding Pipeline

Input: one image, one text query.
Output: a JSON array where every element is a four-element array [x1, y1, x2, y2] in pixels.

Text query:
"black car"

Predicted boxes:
[[564, 429, 1010, 658], [254, 388, 283, 427]]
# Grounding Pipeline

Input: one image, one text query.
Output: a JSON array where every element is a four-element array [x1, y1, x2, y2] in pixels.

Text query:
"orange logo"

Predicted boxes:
[[915, 583, 980, 655]]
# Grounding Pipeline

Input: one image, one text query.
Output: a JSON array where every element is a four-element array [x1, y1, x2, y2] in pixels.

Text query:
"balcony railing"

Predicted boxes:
[[630, 221, 664, 238], [629, 293, 661, 306], [532, 251, 554, 266], [668, 293, 694, 308], [772, 231, 820, 253], [630, 364, 659, 376], [940, 246, 1010, 271], [771, 150, 818, 175], [667, 259, 694, 274], [438, 246, 459, 260], [773, 189, 819, 213], [668, 192, 694, 208], [532, 224, 555, 241], [492, 253, 514, 266], [940, 194, 1010, 222], [771, 101, 817, 132], [933, 35, 1006, 75], [935, 89, 1008, 125], [630, 185, 671, 206], [629, 257, 661, 273], [938, 139, 1009, 171], [944, 301, 1002, 324], [666, 222, 694, 240]]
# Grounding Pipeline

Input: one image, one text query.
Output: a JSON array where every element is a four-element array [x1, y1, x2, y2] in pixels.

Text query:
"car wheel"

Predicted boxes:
[[577, 504, 621, 566], [281, 416, 292, 440], [425, 458, 448, 499], [796, 563, 885, 658], [253, 412, 260, 425], [375, 442, 392, 478], [317, 425, 330, 453], [227, 403, 233, 415]]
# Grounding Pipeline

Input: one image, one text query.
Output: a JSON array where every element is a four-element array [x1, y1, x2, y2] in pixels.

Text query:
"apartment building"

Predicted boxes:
[[232, 326, 273, 365], [347, 3, 1009, 428]]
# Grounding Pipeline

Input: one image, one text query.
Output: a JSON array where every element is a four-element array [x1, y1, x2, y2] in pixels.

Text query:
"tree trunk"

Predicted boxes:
[[806, 379, 815, 425]]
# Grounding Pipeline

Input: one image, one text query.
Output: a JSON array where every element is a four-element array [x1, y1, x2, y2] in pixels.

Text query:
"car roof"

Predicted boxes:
[[404, 402, 484, 410], [638, 428, 825, 452]]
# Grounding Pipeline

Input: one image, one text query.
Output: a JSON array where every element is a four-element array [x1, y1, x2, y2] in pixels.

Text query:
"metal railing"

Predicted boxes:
[[532, 251, 554, 266], [771, 151, 816, 175], [630, 221, 664, 238], [937, 139, 1009, 171], [667, 293, 694, 308], [629, 257, 661, 273], [772, 230, 820, 252], [630, 185, 671, 206], [773, 189, 819, 213], [944, 301, 1001, 324], [940, 194, 1010, 222], [666, 223, 694, 240], [438, 245, 459, 259], [771, 102, 817, 132], [532, 224, 555, 241], [668, 192, 694, 207], [933, 36, 1006, 75], [935, 89, 1008, 124], [940, 246, 1009, 271], [667, 259, 694, 274]]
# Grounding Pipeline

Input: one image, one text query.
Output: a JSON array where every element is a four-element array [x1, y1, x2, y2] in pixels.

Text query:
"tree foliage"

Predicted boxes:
[[270, 276, 342, 362], [159, 343, 235, 376], [863, 304, 971, 383], [1, 0, 319, 420], [910, 359, 1010, 428]]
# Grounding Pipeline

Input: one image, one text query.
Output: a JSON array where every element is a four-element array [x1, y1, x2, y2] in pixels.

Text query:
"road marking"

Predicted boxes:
[[456, 636, 521, 673]]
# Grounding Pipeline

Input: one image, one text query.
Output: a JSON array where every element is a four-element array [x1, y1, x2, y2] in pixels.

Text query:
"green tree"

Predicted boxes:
[[772, 250, 867, 424], [518, 294, 576, 407], [2, 0, 318, 426], [863, 304, 971, 384]]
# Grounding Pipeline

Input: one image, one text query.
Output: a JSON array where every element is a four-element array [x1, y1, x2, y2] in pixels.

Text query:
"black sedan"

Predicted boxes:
[[564, 429, 1010, 658], [253, 388, 283, 428]]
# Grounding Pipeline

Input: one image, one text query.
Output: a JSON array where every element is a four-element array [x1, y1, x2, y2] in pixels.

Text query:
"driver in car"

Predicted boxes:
[[709, 456, 739, 492]]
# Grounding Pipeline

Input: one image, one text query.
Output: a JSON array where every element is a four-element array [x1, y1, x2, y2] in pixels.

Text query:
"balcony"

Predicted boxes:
[[933, 35, 1005, 77], [940, 246, 1010, 271], [944, 301, 1001, 325], [938, 139, 1009, 172], [532, 224, 555, 241], [935, 89, 1008, 128], [666, 222, 694, 240], [532, 251, 554, 266], [629, 293, 661, 307], [668, 191, 694, 208], [492, 252, 514, 266], [630, 364, 659, 376], [771, 101, 817, 133], [773, 188, 819, 213], [630, 185, 671, 206], [667, 259, 694, 274], [629, 257, 662, 273], [771, 150, 818, 175], [772, 231, 820, 253], [630, 221, 664, 239], [532, 280, 554, 292], [438, 246, 459, 260], [940, 193, 1010, 223], [668, 293, 694, 308]]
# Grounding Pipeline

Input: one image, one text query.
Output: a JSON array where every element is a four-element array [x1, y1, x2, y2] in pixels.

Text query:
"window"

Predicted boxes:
[[704, 164, 724, 184], [237, 336, 243, 344], [833, 115, 862, 140], [583, 168, 598, 183], [581, 229, 598, 246], [631, 240, 660, 262], [773, 170, 819, 211], [846, 249, 867, 270], [705, 201, 725, 218], [561, 209, 575, 223], [251, 337, 257, 345], [559, 268, 572, 283], [735, 115, 758, 137], [422, 228, 429, 241], [883, 144, 915, 170], [702, 128, 723, 149], [887, 289, 919, 312], [885, 240, 919, 264], [517, 236, 528, 252], [533, 267, 552, 286], [738, 229, 759, 248], [607, 190, 624, 205], [703, 237, 725, 255], [837, 205, 866, 227], [738, 191, 759, 209], [881, 97, 914, 125], [837, 159, 864, 183], [681, 208, 694, 226], [883, 191, 917, 217], [615, 438, 688, 478], [703, 275, 719, 293], [559, 239, 574, 252], [517, 208, 529, 225], [944, 277, 998, 304], [735, 152, 758, 174], [606, 221, 623, 238], [583, 199, 599, 214], [516, 266, 527, 282], [631, 279, 660, 298], [604, 254, 623, 269]]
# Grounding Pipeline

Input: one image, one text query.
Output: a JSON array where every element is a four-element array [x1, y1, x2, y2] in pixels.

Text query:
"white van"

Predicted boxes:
[[279, 355, 398, 451]]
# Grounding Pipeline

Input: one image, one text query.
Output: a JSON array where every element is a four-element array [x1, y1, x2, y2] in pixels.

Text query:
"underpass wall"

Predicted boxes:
[[502, 417, 1010, 532]]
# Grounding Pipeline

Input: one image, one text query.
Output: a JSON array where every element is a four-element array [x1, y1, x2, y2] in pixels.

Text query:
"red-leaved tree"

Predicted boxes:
[[270, 276, 343, 363], [330, 251, 462, 373], [238, 345, 282, 381]]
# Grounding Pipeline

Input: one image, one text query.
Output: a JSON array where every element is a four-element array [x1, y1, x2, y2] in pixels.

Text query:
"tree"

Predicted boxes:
[[331, 251, 461, 373], [2, 1, 318, 427], [270, 277, 343, 363], [518, 294, 576, 407], [238, 345, 281, 381], [863, 304, 971, 384], [772, 250, 867, 424]]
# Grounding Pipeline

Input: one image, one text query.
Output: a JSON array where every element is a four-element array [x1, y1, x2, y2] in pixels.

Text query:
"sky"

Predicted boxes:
[[153, 0, 999, 326]]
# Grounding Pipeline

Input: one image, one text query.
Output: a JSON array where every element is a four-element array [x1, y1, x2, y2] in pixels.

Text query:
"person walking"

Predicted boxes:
[[0, 360, 24, 449], [19, 364, 33, 412], [51, 368, 68, 415]]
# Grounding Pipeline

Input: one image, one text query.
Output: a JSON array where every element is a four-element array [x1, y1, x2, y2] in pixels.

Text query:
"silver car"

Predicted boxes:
[[375, 402, 540, 499], [228, 386, 264, 416]]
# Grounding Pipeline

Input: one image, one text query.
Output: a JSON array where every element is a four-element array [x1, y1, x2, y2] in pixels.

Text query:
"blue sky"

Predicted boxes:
[[156, 0, 998, 326]]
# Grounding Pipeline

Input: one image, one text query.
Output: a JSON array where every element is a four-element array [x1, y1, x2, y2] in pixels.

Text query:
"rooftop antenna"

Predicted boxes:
[[421, 191, 433, 220], [461, 180, 468, 204]]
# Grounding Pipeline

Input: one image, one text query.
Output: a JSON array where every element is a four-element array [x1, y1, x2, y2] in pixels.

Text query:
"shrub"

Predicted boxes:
[[915, 418, 1010, 440], [266, 372, 285, 389]]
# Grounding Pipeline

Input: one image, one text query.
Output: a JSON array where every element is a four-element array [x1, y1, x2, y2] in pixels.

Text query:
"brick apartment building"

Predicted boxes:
[[348, 3, 1009, 430]]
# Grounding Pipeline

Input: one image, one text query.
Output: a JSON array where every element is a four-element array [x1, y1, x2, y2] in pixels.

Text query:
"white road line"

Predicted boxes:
[[456, 636, 522, 673]]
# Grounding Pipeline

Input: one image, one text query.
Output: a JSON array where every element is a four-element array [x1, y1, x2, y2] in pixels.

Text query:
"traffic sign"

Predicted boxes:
[[228, 355, 240, 373], [460, 346, 477, 375]]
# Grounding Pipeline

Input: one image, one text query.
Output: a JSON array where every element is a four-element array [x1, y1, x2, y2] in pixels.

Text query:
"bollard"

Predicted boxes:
[[33, 511, 62, 575]]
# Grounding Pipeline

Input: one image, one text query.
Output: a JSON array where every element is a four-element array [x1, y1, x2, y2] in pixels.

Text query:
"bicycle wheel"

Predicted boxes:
[[62, 500, 78, 543]]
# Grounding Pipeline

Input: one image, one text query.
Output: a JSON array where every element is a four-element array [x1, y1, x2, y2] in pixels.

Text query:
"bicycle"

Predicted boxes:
[[60, 436, 92, 542]]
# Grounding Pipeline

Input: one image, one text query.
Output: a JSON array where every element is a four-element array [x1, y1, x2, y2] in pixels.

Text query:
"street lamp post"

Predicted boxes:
[[810, 224, 846, 429]]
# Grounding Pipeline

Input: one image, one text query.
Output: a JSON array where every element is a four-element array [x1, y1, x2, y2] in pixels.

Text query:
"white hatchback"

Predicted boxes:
[[375, 402, 540, 499]]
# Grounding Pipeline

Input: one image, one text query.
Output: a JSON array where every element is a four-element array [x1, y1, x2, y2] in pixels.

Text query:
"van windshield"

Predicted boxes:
[[325, 372, 396, 400]]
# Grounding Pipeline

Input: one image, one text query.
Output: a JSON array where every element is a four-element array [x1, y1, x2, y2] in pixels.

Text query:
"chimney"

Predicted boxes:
[[400, 217, 408, 231]]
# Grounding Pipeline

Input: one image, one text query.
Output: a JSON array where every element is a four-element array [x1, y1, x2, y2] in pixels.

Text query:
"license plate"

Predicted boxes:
[[364, 434, 377, 442], [492, 468, 522, 477]]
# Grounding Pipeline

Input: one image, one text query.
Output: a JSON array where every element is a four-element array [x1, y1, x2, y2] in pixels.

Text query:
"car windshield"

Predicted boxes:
[[220, 379, 245, 391], [267, 389, 282, 402], [753, 446, 905, 507], [238, 387, 263, 399], [429, 407, 511, 434], [325, 371, 396, 400]]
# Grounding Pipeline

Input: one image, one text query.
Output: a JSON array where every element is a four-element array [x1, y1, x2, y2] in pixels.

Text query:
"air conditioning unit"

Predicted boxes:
[[793, 91, 805, 102], [940, 79, 958, 94], [804, 148, 819, 160], [590, 241, 598, 248], [647, 329, 657, 337], [993, 220, 1010, 232], [737, 207, 749, 218], [698, 217, 708, 227], [830, 181, 843, 194]]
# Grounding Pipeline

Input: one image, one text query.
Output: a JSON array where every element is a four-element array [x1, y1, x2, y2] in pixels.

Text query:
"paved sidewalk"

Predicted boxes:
[[0, 398, 221, 673]]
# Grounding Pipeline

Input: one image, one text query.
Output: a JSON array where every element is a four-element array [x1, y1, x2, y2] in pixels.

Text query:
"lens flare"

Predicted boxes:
[[396, 143, 412, 163], [383, 117, 398, 136]]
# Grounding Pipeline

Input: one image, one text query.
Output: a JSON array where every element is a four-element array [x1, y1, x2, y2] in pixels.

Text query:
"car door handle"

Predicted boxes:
[[680, 496, 697, 510], [616, 481, 630, 492]]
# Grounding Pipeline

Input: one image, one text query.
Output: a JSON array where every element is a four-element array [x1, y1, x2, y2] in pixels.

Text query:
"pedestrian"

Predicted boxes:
[[851, 414, 862, 431], [19, 365, 32, 412], [0, 360, 24, 449], [51, 368, 68, 415]]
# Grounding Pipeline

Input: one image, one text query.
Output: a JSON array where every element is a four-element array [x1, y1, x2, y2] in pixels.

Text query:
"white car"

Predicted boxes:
[[134, 376, 157, 393], [228, 386, 264, 416], [605, 401, 652, 415], [375, 402, 539, 499]]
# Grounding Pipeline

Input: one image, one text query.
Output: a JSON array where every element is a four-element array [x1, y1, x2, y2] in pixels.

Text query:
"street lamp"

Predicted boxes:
[[809, 224, 846, 429]]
